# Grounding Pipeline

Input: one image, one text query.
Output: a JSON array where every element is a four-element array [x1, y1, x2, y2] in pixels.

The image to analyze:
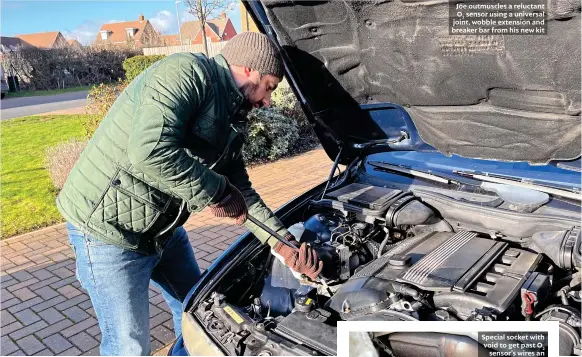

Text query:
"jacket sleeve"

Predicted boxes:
[[127, 54, 226, 211], [225, 157, 290, 247]]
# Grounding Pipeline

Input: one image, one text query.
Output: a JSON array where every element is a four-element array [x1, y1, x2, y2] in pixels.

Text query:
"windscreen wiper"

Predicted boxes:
[[367, 161, 479, 187], [369, 161, 582, 203], [352, 131, 410, 150], [454, 170, 581, 201]]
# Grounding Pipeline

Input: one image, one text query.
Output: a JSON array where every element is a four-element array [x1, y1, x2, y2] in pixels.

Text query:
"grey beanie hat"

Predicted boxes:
[[220, 32, 284, 79]]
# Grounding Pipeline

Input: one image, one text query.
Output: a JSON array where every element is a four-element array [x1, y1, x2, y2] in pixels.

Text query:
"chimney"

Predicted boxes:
[[139, 14, 145, 21], [220, 12, 226, 19]]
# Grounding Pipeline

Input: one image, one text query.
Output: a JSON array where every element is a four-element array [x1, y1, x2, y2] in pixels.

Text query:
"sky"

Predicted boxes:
[[1, 0, 243, 45]]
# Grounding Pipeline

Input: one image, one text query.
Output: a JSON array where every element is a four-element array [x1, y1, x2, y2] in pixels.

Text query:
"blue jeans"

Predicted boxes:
[[66, 222, 202, 356]]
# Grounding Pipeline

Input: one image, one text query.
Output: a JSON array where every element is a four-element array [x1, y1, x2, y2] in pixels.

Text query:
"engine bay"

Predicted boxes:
[[189, 182, 581, 356]]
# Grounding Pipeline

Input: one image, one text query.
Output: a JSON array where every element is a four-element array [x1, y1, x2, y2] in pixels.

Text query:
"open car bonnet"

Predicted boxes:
[[243, 0, 581, 166]]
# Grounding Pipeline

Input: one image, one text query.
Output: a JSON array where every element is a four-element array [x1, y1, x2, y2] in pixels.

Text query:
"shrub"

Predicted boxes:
[[45, 138, 88, 191], [243, 107, 300, 164], [271, 79, 319, 151], [84, 79, 128, 138], [122, 55, 165, 82], [271, 79, 304, 119]]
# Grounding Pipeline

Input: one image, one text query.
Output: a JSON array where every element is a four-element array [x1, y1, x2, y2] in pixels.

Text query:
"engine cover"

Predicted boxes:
[[329, 231, 541, 319]]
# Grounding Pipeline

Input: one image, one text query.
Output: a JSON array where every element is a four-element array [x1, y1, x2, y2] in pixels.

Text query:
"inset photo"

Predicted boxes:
[[340, 321, 562, 357]]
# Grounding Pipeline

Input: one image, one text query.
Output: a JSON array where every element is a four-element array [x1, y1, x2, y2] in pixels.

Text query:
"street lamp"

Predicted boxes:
[[175, 0, 184, 46]]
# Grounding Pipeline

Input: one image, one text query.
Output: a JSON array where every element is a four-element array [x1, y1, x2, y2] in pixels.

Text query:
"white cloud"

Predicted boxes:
[[182, 9, 196, 22], [62, 20, 101, 45], [149, 10, 176, 34], [152, 9, 197, 34]]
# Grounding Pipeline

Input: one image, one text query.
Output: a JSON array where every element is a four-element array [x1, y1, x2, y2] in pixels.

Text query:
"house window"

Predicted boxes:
[[100, 31, 109, 40], [126, 28, 136, 38]]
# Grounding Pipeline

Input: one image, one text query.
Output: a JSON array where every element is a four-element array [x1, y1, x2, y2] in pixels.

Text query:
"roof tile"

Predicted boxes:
[[93, 18, 148, 45], [180, 17, 230, 40], [14, 32, 61, 48]]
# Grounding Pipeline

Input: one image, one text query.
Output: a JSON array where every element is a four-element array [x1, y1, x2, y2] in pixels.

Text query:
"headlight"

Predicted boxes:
[[181, 312, 225, 356]]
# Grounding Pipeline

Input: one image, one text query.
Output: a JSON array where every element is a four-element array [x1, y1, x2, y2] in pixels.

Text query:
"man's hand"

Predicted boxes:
[[272, 234, 323, 280], [209, 180, 248, 225]]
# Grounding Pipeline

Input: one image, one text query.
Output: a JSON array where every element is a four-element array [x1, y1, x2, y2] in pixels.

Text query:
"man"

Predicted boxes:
[[57, 32, 323, 356]]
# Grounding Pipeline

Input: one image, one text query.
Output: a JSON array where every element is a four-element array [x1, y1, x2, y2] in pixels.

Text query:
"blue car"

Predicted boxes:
[[172, 1, 581, 356]]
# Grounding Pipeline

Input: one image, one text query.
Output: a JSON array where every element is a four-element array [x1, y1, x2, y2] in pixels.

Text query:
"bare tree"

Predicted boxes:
[[184, 0, 234, 55]]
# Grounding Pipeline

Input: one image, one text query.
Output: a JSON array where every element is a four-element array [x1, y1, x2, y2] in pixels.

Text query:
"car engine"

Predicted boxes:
[[192, 183, 581, 356]]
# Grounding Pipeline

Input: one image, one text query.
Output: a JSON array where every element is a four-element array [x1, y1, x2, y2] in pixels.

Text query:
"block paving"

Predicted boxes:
[[1, 148, 334, 356]]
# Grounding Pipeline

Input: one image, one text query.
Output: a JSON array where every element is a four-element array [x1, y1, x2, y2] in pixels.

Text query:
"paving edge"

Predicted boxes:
[[3, 223, 67, 242]]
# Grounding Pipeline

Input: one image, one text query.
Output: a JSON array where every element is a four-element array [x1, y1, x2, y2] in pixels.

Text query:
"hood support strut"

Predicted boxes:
[[320, 147, 344, 200]]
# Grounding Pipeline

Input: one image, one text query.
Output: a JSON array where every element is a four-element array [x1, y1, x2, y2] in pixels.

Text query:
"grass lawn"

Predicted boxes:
[[1, 114, 89, 238], [4, 85, 92, 98]]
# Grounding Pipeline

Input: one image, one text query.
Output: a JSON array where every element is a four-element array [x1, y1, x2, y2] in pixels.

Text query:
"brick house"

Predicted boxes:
[[178, 13, 237, 45], [161, 34, 181, 46], [67, 39, 83, 49], [13, 31, 69, 49], [93, 14, 163, 48], [0, 36, 31, 53], [240, 2, 259, 32]]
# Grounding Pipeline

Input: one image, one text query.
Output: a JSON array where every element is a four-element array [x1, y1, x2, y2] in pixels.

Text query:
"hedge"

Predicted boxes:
[[1, 46, 140, 91], [122, 55, 166, 82]]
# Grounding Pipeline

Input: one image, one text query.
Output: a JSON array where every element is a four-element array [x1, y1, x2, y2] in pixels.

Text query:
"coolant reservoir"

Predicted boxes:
[[260, 222, 312, 316], [287, 222, 306, 242], [270, 222, 305, 290]]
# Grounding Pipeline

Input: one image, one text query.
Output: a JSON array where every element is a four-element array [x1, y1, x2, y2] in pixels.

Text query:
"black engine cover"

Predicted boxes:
[[329, 231, 541, 318]]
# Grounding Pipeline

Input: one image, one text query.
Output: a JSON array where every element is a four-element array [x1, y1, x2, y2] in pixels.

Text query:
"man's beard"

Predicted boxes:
[[239, 81, 260, 111]]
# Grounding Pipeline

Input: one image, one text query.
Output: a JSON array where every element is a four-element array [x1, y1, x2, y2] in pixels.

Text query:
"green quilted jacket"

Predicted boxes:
[[56, 53, 289, 254]]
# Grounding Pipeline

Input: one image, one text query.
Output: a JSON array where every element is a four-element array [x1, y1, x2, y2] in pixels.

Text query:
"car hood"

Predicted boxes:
[[244, 0, 581, 166]]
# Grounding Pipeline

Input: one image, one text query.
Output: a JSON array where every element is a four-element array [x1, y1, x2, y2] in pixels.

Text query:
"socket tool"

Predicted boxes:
[[246, 214, 331, 290]]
